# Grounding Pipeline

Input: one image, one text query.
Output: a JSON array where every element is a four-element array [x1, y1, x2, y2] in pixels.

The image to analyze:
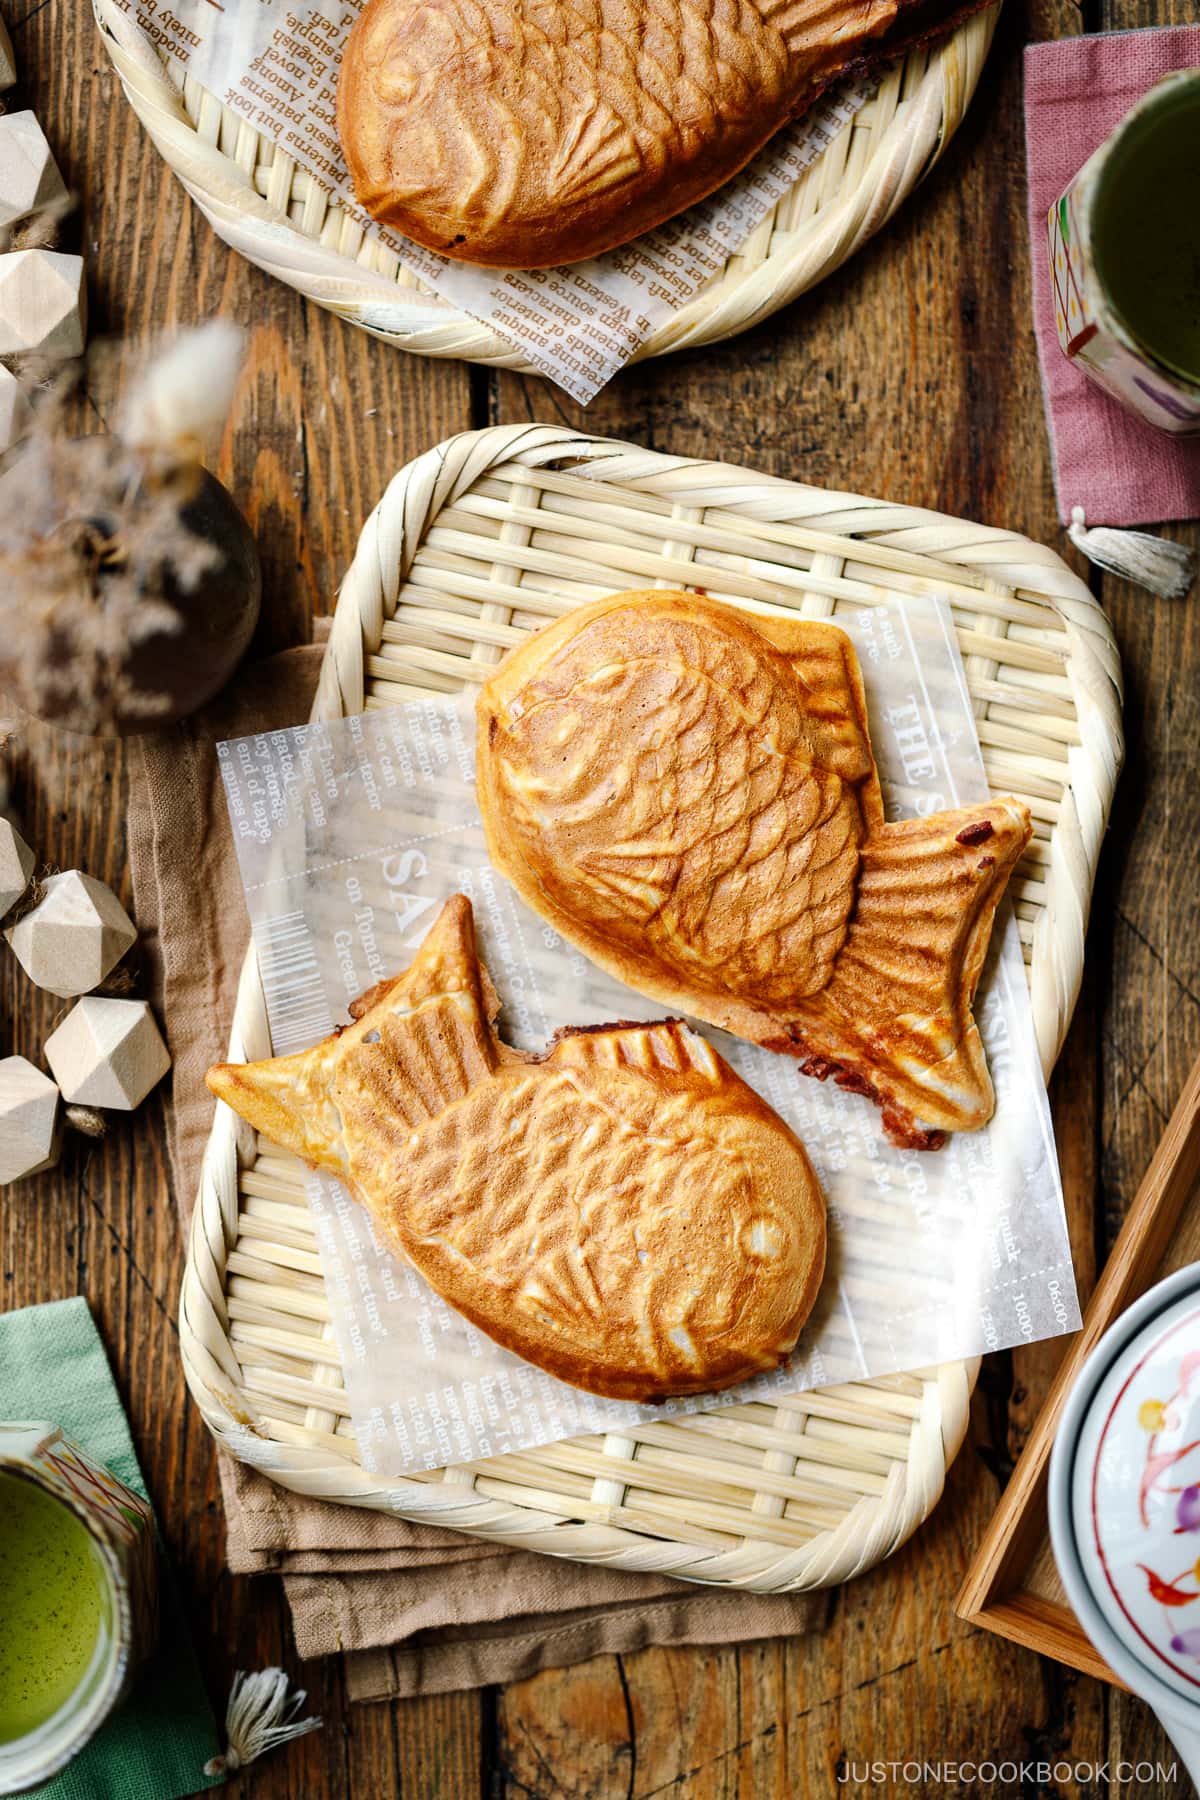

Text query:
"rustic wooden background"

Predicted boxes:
[[2, 0, 1198, 1792]]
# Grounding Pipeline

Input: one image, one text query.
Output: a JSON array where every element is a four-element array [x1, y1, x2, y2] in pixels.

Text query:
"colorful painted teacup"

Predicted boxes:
[[1048, 70, 1200, 435], [1049, 1266, 1200, 1787], [0, 1422, 158, 1795]]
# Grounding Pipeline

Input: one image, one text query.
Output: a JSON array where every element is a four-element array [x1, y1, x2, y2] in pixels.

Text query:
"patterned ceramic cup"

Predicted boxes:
[[0, 1422, 158, 1795], [1048, 70, 1200, 435], [1049, 1266, 1200, 1786]]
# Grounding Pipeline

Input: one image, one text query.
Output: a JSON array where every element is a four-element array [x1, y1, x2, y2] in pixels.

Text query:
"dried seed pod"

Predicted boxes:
[[0, 322, 261, 734], [0, 435, 261, 733]]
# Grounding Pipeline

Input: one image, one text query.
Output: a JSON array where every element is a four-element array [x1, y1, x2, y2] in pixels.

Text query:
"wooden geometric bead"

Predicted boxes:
[[44, 998, 171, 1111], [0, 15, 15, 91], [0, 250, 87, 359], [0, 1057, 61, 1184], [0, 818, 34, 919], [0, 364, 32, 454], [0, 114, 68, 231], [4, 870, 137, 997]]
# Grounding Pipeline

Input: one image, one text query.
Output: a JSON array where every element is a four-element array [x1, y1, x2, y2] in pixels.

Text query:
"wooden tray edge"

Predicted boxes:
[[955, 1051, 1200, 1682]]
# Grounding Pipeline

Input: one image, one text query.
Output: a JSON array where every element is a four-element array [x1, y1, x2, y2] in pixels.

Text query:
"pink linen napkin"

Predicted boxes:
[[1024, 27, 1200, 527]]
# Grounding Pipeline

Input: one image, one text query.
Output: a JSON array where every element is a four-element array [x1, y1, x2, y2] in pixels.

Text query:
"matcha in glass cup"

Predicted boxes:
[[0, 1423, 158, 1794], [1049, 70, 1200, 434]]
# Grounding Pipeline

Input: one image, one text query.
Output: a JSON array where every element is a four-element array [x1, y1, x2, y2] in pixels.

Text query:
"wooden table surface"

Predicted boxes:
[[3, 0, 1198, 1794]]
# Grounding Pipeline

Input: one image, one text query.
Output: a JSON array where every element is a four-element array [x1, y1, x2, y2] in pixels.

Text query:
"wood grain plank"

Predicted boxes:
[[957, 1050, 1200, 1681]]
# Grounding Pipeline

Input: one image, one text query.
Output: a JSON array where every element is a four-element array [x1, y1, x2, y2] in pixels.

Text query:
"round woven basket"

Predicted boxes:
[[182, 424, 1122, 1591], [93, 0, 999, 370]]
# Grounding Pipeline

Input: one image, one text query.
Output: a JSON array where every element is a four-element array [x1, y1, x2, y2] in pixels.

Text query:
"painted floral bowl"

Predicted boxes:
[[1050, 1265, 1200, 1785]]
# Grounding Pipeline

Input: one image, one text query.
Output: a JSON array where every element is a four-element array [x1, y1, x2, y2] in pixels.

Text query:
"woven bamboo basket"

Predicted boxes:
[[93, 0, 998, 371], [182, 425, 1122, 1591]]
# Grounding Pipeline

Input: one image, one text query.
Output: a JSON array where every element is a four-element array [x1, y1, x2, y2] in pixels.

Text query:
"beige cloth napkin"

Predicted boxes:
[[127, 645, 822, 1697]]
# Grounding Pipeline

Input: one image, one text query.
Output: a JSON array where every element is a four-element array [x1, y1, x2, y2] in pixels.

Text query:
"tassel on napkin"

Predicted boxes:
[[203, 1669, 322, 1776], [1067, 507, 1196, 600]]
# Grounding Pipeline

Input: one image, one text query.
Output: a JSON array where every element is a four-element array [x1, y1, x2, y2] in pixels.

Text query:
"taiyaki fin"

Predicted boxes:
[[207, 896, 827, 1402], [750, 613, 878, 798], [549, 1017, 715, 1078], [207, 894, 498, 1174], [769, 0, 896, 56], [549, 96, 643, 204], [781, 799, 1032, 1146]]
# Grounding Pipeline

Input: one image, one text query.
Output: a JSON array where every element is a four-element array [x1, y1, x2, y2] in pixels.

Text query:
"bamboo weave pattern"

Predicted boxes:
[[182, 427, 1122, 1590]]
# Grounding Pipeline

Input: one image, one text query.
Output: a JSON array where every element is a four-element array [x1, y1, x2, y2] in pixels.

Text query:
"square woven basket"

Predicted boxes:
[[181, 426, 1122, 1592]]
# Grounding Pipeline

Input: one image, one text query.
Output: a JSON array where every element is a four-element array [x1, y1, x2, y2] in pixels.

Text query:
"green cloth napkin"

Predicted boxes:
[[0, 1297, 223, 1799]]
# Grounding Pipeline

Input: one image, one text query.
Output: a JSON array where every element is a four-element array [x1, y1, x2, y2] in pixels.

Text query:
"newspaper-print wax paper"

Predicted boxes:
[[110, 0, 875, 401], [217, 592, 1079, 1477]]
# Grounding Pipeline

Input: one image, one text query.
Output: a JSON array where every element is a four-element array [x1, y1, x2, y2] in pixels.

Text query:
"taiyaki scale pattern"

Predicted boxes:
[[207, 896, 826, 1401], [477, 592, 1033, 1149], [337, 0, 919, 265]]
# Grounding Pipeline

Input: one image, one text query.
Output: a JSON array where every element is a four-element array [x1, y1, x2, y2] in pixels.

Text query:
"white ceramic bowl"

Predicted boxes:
[[1049, 1264, 1200, 1786]]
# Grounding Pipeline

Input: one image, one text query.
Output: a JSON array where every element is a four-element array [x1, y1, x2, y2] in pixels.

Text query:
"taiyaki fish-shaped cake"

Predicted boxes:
[[477, 592, 1033, 1150], [338, 0, 928, 266], [207, 896, 826, 1401]]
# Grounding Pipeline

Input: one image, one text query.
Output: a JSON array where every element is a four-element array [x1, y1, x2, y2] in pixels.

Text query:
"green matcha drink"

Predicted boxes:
[[1092, 83, 1200, 382], [0, 1471, 109, 1744]]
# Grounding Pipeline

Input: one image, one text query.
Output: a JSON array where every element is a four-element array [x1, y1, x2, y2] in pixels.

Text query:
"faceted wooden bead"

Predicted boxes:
[[45, 997, 171, 1111], [0, 365, 32, 455], [4, 870, 136, 997], [0, 113, 68, 231], [0, 1056, 61, 1184], [0, 14, 15, 91], [0, 249, 87, 359], [0, 818, 34, 919]]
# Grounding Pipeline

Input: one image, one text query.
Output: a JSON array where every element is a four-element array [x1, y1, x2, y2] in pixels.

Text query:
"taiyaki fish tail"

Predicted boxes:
[[205, 894, 499, 1177], [790, 799, 1033, 1148]]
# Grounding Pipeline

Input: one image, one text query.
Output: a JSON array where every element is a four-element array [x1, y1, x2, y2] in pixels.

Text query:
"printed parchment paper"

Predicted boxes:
[[218, 593, 1079, 1478], [114, 0, 874, 401]]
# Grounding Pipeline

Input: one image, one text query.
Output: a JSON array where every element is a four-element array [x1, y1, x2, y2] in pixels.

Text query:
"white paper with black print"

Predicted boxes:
[[219, 591, 1078, 1476]]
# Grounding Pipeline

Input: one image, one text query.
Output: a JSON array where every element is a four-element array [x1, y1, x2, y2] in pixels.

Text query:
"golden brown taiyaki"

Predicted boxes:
[[477, 592, 1033, 1150], [207, 895, 826, 1401], [339, 0, 940, 266]]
